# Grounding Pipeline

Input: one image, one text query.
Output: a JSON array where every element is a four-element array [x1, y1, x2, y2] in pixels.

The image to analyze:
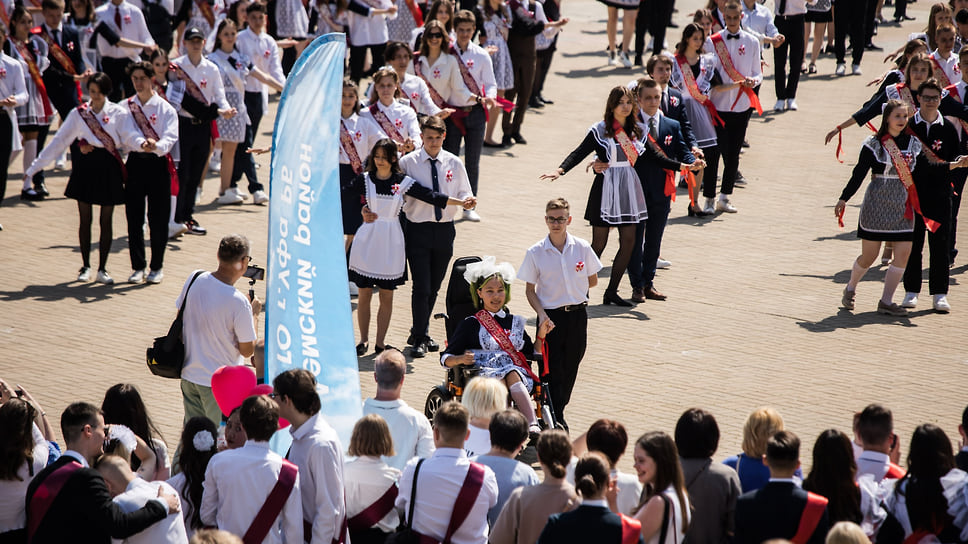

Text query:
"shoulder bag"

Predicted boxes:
[[145, 271, 204, 378]]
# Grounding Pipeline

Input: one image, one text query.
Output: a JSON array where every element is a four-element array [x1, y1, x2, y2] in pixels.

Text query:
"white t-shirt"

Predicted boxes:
[[177, 271, 257, 386], [112, 479, 188, 544], [464, 425, 491, 458], [566, 457, 643, 516], [362, 398, 435, 471]]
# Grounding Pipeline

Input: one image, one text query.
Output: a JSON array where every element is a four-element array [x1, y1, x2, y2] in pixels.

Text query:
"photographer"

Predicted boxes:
[[177, 234, 261, 427]]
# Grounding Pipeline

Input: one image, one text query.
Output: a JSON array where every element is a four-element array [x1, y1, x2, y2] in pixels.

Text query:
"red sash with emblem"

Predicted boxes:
[[14, 38, 52, 120], [451, 44, 515, 118], [339, 120, 364, 174], [413, 54, 470, 135], [128, 96, 180, 195], [169, 63, 210, 105], [790, 492, 828, 544], [76, 103, 127, 181], [612, 120, 639, 167], [710, 32, 763, 115], [194, 0, 216, 28], [930, 56, 953, 88], [901, 126, 946, 232], [32, 26, 82, 102], [881, 134, 940, 232], [368, 103, 405, 143], [675, 53, 723, 127], [473, 309, 540, 382]]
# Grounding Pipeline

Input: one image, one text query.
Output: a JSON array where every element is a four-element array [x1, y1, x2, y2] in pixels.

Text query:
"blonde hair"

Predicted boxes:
[[742, 407, 785, 459], [191, 529, 244, 544], [461, 377, 507, 420], [825, 522, 871, 544], [348, 414, 395, 457]]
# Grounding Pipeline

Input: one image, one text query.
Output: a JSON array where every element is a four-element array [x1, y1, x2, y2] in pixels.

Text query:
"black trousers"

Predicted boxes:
[[950, 170, 967, 262], [543, 305, 588, 425], [834, 0, 865, 66], [444, 105, 485, 195], [904, 211, 951, 295], [532, 45, 555, 99], [865, 0, 877, 44], [0, 112, 12, 205], [348, 44, 386, 84], [503, 35, 536, 137], [628, 196, 670, 289], [709, 110, 751, 197], [101, 57, 134, 103], [405, 220, 455, 342], [893, 0, 907, 19], [125, 152, 171, 271], [635, 0, 674, 59], [231, 91, 265, 193], [175, 118, 211, 224], [773, 15, 805, 100]]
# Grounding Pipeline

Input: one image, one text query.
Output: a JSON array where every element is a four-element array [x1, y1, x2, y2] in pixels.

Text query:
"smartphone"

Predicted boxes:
[[14, 388, 24, 397], [243, 265, 265, 281]]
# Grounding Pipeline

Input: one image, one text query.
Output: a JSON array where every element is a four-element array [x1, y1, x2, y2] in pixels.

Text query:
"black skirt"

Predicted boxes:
[[340, 163, 364, 235], [348, 270, 405, 290], [583, 173, 610, 227], [805, 9, 832, 22], [64, 146, 126, 205]]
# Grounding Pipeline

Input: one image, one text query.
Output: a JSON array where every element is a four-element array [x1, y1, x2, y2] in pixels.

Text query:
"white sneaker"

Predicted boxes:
[[96, 269, 114, 285], [230, 187, 249, 199], [128, 269, 146, 283], [774, 99, 787, 112], [619, 51, 632, 68], [168, 222, 188, 239], [349, 281, 359, 297], [252, 190, 269, 205], [852, 64, 862, 75], [216, 191, 245, 205], [835, 63, 846, 76], [786, 98, 798, 111], [607, 51, 617, 66], [901, 292, 918, 308], [146, 269, 164, 284], [716, 195, 737, 213], [77, 266, 91, 282], [933, 294, 951, 313], [656, 258, 672, 269], [209, 150, 222, 173], [703, 197, 716, 214], [463, 209, 481, 222]]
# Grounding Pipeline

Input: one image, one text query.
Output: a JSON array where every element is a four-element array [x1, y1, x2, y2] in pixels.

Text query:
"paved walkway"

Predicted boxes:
[[1, 0, 965, 473]]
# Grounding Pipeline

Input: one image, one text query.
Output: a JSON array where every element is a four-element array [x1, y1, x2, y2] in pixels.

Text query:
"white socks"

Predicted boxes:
[[882, 265, 905, 304], [509, 381, 538, 426], [848, 258, 868, 291], [169, 195, 178, 225], [22, 139, 37, 190]]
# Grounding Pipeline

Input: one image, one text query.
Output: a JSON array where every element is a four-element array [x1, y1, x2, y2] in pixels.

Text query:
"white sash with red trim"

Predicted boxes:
[[367, 103, 405, 143], [76, 103, 126, 181], [128, 96, 180, 195], [473, 310, 539, 382], [881, 134, 940, 232], [339, 120, 364, 174], [710, 32, 763, 115], [674, 53, 724, 127], [169, 63, 210, 105], [14, 38, 52, 120]]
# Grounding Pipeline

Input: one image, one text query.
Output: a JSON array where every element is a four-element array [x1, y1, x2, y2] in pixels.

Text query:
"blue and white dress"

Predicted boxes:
[[442, 310, 537, 392]]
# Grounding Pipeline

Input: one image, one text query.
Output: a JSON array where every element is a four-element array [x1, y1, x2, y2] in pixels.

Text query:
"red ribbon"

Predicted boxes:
[[837, 206, 845, 228], [836, 129, 844, 163], [681, 167, 696, 207]]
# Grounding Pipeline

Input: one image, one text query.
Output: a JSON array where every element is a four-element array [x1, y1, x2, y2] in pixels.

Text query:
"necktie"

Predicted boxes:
[[52, 28, 59, 46], [661, 90, 669, 113], [778, 0, 787, 16], [429, 158, 442, 221], [115, 6, 122, 28], [727, 33, 739, 39], [649, 117, 658, 141]]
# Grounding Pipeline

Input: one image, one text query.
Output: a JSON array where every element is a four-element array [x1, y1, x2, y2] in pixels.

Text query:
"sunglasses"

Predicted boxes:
[[426, 33, 444, 39]]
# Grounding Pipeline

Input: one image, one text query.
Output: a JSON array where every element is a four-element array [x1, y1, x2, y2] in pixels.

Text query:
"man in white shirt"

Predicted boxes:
[[177, 234, 260, 426], [201, 395, 303, 543], [95, 0, 155, 101], [854, 404, 904, 482], [170, 27, 235, 235], [120, 61, 181, 285], [396, 401, 498, 544], [363, 348, 435, 470], [272, 369, 346, 544], [517, 198, 600, 429], [400, 116, 476, 358], [96, 455, 188, 544], [932, 25, 961, 87]]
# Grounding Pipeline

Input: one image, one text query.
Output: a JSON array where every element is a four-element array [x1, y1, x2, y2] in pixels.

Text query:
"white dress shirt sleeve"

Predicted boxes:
[[120, 100, 147, 151], [154, 100, 180, 156], [25, 109, 82, 177], [476, 47, 498, 99], [415, 418, 435, 460]]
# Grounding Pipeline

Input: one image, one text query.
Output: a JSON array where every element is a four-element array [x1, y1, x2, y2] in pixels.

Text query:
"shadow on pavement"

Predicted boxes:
[[796, 309, 921, 332], [0, 281, 152, 303]]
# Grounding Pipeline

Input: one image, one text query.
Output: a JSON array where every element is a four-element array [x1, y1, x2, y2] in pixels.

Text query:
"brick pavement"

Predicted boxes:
[[1, 0, 966, 475]]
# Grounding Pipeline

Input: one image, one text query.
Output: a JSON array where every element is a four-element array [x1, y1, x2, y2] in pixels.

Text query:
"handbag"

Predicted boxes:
[[385, 459, 425, 544], [146, 271, 204, 379]]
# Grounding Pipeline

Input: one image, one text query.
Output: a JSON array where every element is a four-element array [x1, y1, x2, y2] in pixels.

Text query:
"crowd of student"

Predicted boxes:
[[4, 368, 968, 544]]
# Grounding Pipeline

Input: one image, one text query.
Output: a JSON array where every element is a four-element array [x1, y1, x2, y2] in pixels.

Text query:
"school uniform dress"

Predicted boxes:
[[8, 36, 52, 130], [338, 112, 386, 234], [209, 48, 252, 143], [387, 0, 420, 42], [670, 53, 718, 149], [0, 54, 27, 205], [441, 310, 538, 391], [446, 41, 496, 196], [346, 0, 395, 83], [94, 0, 155, 101], [804, 0, 831, 23], [557, 120, 649, 227], [346, 171, 451, 289], [481, 5, 514, 90], [361, 98, 422, 150]]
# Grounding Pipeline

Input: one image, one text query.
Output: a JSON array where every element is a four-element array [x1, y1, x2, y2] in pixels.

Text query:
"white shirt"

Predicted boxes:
[[396, 448, 498, 544], [0, 425, 47, 533], [408, 53, 474, 108], [855, 450, 894, 482], [236, 28, 285, 94], [362, 398, 435, 471], [400, 147, 472, 223], [741, 2, 779, 43], [339, 112, 386, 165], [931, 49, 961, 85], [169, 54, 230, 118], [565, 458, 642, 516], [201, 441, 303, 544], [463, 425, 490, 458], [127, 0, 175, 15], [451, 41, 498, 106], [0, 53, 28, 107], [120, 92, 179, 156], [343, 456, 401, 533], [165, 473, 198, 540], [95, 1, 154, 60], [176, 271, 257, 386], [26, 101, 128, 177], [346, 0, 395, 46], [288, 413, 346, 544], [771, 0, 807, 17], [111, 479, 188, 544], [705, 29, 763, 112], [360, 99, 422, 148], [400, 72, 442, 116], [638, 109, 663, 136], [517, 233, 603, 309]]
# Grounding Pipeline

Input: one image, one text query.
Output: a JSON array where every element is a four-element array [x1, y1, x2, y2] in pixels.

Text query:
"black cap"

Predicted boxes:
[[184, 27, 205, 40]]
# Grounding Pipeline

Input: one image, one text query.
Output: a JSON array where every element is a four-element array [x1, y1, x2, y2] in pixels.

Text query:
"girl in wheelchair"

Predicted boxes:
[[440, 257, 553, 434]]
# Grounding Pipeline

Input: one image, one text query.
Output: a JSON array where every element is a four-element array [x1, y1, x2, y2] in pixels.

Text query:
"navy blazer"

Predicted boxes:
[[662, 87, 698, 150], [733, 481, 830, 544], [36, 25, 86, 113], [538, 504, 645, 544], [635, 114, 696, 204]]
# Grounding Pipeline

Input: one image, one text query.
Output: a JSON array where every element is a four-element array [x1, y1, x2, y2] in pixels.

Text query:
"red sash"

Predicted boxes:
[[645, 130, 678, 202], [404, 0, 423, 26], [339, 120, 364, 174], [619, 514, 643, 544], [881, 134, 940, 233], [27, 460, 82, 541], [791, 492, 828, 544], [473, 309, 540, 382], [32, 26, 82, 103], [710, 32, 763, 115], [674, 53, 724, 127], [930, 56, 953, 88], [894, 83, 916, 110], [243, 460, 298, 544], [368, 103, 405, 143], [347, 484, 399, 532], [413, 55, 469, 135], [76, 103, 127, 181], [885, 462, 906, 479], [613, 120, 639, 167], [169, 63, 209, 105], [153, 79, 168, 101], [14, 39, 52, 120], [451, 45, 481, 99], [0, 4, 9, 28], [194, 0, 216, 28], [128, 96, 180, 195]]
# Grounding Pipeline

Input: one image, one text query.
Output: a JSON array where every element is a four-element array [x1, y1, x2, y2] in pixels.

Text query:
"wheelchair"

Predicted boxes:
[[423, 256, 563, 431]]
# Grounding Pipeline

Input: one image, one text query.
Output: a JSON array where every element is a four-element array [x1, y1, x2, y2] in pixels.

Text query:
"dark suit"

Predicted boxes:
[[957, 450, 968, 472], [628, 114, 694, 290], [24, 455, 167, 543], [661, 87, 697, 150], [537, 504, 645, 544], [734, 481, 830, 544]]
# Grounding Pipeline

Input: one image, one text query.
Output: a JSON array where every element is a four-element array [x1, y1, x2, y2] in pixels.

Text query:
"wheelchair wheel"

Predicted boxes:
[[424, 385, 453, 420]]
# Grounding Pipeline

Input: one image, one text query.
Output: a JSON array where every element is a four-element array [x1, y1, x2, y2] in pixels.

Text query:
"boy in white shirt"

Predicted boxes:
[[96, 454, 188, 544]]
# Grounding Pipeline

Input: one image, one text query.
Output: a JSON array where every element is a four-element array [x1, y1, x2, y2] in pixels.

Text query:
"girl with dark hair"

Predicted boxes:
[[100, 383, 170, 480], [0, 392, 53, 543], [23, 73, 126, 285], [149, 48, 171, 98], [222, 406, 247, 450], [412, 0, 455, 49], [348, 138, 474, 355], [409, 19, 476, 120], [541, 86, 652, 306], [629, 432, 691, 543], [385, 41, 446, 117], [803, 429, 862, 525], [166, 417, 218, 539], [492, 430, 580, 544], [339, 79, 386, 252]]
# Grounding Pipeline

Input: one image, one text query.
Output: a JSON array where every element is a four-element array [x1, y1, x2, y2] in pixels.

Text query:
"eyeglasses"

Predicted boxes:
[[545, 216, 568, 224], [920, 95, 941, 102], [268, 392, 279, 399], [426, 33, 444, 39]]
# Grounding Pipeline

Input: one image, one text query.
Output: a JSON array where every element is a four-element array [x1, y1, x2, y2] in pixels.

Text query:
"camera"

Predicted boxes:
[[243, 265, 265, 281]]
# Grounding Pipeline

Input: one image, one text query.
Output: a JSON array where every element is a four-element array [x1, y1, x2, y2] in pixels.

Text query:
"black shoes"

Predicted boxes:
[[20, 189, 43, 201], [35, 182, 49, 197], [603, 290, 633, 306], [528, 96, 544, 108], [410, 343, 426, 358], [356, 342, 368, 356], [537, 95, 554, 105], [501, 135, 514, 147], [511, 133, 527, 144]]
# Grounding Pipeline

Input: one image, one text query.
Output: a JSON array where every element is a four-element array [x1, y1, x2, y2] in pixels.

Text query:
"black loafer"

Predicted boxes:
[[374, 344, 395, 354], [35, 182, 49, 197], [424, 338, 440, 352], [502, 135, 514, 147], [356, 342, 368, 356], [511, 133, 527, 144], [528, 96, 544, 108], [410, 343, 426, 358], [482, 140, 506, 148], [538, 95, 554, 105], [20, 189, 44, 201]]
